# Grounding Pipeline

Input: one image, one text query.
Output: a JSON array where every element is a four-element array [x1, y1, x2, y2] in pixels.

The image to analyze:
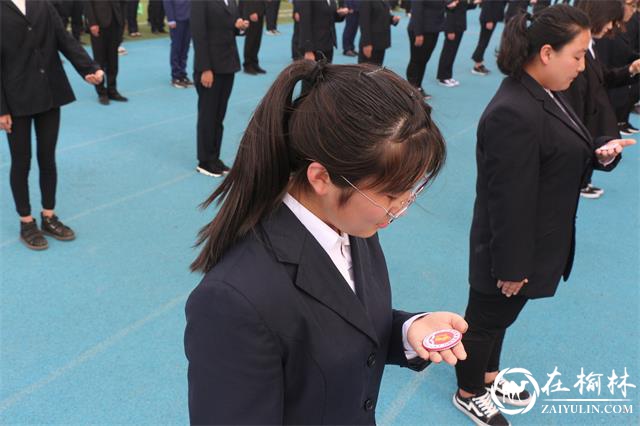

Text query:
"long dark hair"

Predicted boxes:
[[191, 61, 446, 273], [497, 4, 590, 77], [575, 0, 624, 35]]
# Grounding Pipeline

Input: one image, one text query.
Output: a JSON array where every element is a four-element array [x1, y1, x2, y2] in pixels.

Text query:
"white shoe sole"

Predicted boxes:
[[452, 394, 511, 426], [471, 69, 489, 76], [196, 166, 222, 177]]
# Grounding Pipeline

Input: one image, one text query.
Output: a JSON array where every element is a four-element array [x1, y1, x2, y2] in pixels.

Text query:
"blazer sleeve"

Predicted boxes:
[[411, 0, 424, 34], [359, 1, 372, 46], [84, 1, 98, 27], [388, 309, 430, 372], [163, 0, 177, 22], [298, 0, 314, 53], [185, 280, 284, 425], [48, 3, 99, 77], [190, 0, 212, 71], [481, 105, 540, 282], [602, 63, 638, 89]]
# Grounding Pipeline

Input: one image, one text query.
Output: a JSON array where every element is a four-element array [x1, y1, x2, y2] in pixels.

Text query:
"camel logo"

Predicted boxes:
[[490, 368, 541, 415]]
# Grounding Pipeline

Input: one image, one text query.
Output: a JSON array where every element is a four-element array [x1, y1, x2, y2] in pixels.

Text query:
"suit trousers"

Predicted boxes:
[[292, 21, 302, 60], [148, 0, 165, 31], [342, 10, 359, 52], [195, 72, 235, 164], [7, 108, 61, 217], [471, 24, 495, 63], [455, 287, 528, 394], [90, 24, 122, 95], [126, 0, 140, 33], [358, 49, 385, 66], [265, 0, 280, 31], [170, 20, 191, 79], [244, 15, 264, 68], [437, 31, 464, 80], [406, 30, 439, 88]]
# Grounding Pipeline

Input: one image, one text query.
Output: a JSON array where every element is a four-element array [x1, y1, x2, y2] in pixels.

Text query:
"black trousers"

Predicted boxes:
[[292, 22, 302, 60], [194, 72, 235, 164], [7, 108, 61, 217], [406, 30, 439, 89], [126, 0, 140, 34], [471, 23, 495, 63], [437, 31, 464, 80], [609, 83, 640, 123], [455, 287, 528, 394], [358, 48, 385, 66], [148, 0, 165, 31], [265, 0, 281, 31], [90, 24, 122, 95], [244, 15, 264, 68]]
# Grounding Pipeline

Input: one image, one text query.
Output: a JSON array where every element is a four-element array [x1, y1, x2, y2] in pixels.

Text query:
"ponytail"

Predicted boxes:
[[497, 12, 531, 77]]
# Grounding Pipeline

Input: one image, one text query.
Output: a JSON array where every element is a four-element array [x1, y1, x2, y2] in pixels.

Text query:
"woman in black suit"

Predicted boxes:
[[452, 6, 634, 426], [297, 0, 349, 62], [470, 0, 507, 75], [185, 61, 468, 424], [0, 0, 103, 250], [358, 0, 401, 65]]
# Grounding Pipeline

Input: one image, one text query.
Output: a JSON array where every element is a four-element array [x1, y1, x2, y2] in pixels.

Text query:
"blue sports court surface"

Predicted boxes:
[[1, 8, 639, 425]]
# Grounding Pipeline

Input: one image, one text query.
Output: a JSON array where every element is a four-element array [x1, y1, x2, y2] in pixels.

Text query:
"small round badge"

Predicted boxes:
[[422, 329, 462, 352]]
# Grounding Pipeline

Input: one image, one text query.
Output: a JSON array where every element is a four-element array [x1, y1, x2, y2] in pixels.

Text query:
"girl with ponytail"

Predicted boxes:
[[453, 5, 635, 426], [185, 61, 468, 424]]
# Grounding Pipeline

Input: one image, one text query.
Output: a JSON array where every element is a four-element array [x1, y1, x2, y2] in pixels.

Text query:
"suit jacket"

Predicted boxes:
[[0, 0, 98, 117], [298, 0, 345, 53], [469, 73, 619, 299], [443, 0, 474, 33], [359, 0, 395, 50], [479, 0, 506, 23], [239, 0, 266, 18], [407, 0, 446, 35], [84, 0, 124, 29], [191, 0, 242, 74], [185, 203, 429, 424]]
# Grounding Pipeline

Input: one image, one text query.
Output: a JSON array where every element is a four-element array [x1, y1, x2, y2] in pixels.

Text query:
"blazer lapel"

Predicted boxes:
[[262, 204, 380, 346], [5, 0, 30, 23]]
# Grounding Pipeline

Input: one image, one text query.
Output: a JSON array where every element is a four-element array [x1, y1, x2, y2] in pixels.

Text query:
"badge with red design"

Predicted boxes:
[[422, 329, 462, 352]]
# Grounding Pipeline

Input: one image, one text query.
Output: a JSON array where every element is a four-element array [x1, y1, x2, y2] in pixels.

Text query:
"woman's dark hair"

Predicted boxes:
[[497, 4, 590, 77], [575, 0, 624, 36], [191, 61, 446, 273]]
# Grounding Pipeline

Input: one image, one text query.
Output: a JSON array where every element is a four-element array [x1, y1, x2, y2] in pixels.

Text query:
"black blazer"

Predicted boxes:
[[191, 0, 242, 74], [359, 0, 395, 50], [469, 73, 619, 299], [504, 0, 528, 21], [0, 0, 99, 117], [407, 0, 446, 35], [443, 0, 474, 33], [298, 0, 345, 53], [479, 0, 506, 23], [84, 0, 125, 29], [238, 0, 266, 18], [563, 51, 637, 139], [185, 203, 429, 424]]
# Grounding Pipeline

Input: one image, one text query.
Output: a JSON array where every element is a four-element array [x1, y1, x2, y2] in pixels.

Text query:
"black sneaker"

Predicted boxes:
[[486, 379, 531, 407], [618, 122, 634, 136], [453, 390, 511, 426], [216, 159, 231, 175], [172, 78, 188, 88], [41, 214, 76, 241], [180, 77, 194, 87], [627, 123, 640, 133], [416, 87, 432, 101], [20, 219, 48, 250], [196, 162, 223, 177], [472, 64, 490, 76], [580, 184, 603, 199]]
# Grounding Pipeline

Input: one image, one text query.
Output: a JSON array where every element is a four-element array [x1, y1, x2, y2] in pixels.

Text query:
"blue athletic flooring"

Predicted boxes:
[[1, 9, 639, 425]]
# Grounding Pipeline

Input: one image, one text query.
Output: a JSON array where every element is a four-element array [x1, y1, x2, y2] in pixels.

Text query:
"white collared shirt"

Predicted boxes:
[[12, 0, 26, 15]]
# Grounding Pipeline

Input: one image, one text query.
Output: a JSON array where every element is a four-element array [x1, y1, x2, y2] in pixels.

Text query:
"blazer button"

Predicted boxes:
[[40, 69, 45, 74], [367, 353, 376, 368], [27, 26, 32, 31], [364, 399, 375, 411]]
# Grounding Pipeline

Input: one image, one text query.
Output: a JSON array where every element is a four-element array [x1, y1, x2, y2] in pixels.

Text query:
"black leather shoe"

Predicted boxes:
[[255, 66, 267, 74], [41, 214, 76, 241], [20, 220, 48, 250], [243, 66, 259, 75], [108, 92, 128, 102], [98, 94, 110, 105]]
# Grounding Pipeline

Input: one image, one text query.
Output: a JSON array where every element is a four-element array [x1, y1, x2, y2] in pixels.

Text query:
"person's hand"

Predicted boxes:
[[530, 0, 538, 4], [447, 32, 456, 41], [446, 0, 459, 9], [235, 18, 250, 30], [293, 11, 300, 22], [304, 51, 315, 61], [407, 312, 468, 365], [0, 114, 12, 134], [201, 70, 214, 88], [168, 21, 177, 29], [392, 15, 401, 25], [474, 0, 482, 4], [337, 7, 350, 16], [629, 58, 640, 76], [249, 13, 258, 22], [595, 138, 636, 164], [497, 279, 528, 297], [90, 25, 100, 37], [414, 35, 424, 47], [362, 44, 373, 58], [84, 69, 104, 85], [486, 21, 494, 30]]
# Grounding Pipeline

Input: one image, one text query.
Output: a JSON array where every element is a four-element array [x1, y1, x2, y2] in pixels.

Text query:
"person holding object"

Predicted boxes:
[[1, 0, 103, 250], [452, 5, 634, 426], [185, 61, 468, 424], [191, 0, 249, 178]]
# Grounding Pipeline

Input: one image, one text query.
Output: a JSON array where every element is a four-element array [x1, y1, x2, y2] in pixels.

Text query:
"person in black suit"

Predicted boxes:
[[85, 0, 128, 104], [452, 6, 634, 426], [0, 0, 103, 250], [436, 0, 475, 87], [358, 0, 400, 65], [406, 0, 448, 99], [470, 0, 507, 75], [564, 0, 640, 198], [297, 0, 349, 62], [239, 0, 267, 74], [185, 60, 468, 424], [191, 0, 249, 177]]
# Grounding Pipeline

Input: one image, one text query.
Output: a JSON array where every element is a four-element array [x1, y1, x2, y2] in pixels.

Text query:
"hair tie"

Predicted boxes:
[[306, 53, 328, 86]]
